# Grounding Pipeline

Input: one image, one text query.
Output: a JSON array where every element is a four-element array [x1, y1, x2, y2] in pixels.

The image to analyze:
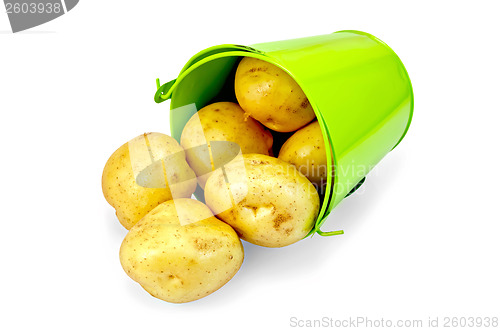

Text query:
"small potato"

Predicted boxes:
[[234, 57, 316, 132], [204, 154, 319, 248], [278, 121, 328, 191], [180, 102, 273, 189], [102, 133, 197, 230], [119, 199, 244, 303]]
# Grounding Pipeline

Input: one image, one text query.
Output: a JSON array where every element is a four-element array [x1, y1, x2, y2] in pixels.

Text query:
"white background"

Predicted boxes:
[[1, 1, 499, 330]]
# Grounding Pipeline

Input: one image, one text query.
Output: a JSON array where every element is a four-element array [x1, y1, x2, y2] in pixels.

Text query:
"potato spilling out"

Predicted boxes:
[[204, 154, 319, 248], [180, 102, 273, 189], [102, 133, 197, 229], [119, 199, 244, 303], [278, 121, 328, 191], [235, 57, 316, 132]]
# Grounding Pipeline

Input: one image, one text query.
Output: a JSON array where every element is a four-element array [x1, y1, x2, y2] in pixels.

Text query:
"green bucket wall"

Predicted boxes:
[[155, 30, 414, 236]]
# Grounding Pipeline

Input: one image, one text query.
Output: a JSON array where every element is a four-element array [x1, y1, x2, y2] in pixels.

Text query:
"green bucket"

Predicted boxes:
[[154, 30, 414, 236]]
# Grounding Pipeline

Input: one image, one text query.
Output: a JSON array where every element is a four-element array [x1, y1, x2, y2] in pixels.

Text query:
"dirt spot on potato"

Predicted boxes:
[[248, 67, 268, 73], [273, 213, 291, 230], [193, 238, 222, 252], [248, 159, 269, 166], [301, 99, 310, 109]]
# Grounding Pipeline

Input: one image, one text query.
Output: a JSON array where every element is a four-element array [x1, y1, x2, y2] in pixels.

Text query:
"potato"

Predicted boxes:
[[278, 121, 328, 191], [204, 154, 319, 247], [180, 102, 273, 189], [234, 57, 316, 132], [102, 132, 197, 230], [119, 198, 244, 303]]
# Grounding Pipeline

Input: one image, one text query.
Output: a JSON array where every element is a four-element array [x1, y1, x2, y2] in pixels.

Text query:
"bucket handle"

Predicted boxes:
[[315, 209, 344, 236], [155, 78, 176, 103], [316, 226, 344, 236], [314, 177, 366, 236]]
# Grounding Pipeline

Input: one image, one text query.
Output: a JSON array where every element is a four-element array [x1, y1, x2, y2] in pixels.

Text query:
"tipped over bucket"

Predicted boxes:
[[155, 30, 414, 236]]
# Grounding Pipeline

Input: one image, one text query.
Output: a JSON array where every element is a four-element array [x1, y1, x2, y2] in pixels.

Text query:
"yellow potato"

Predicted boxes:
[[278, 121, 328, 191], [119, 199, 244, 303], [234, 57, 316, 132], [102, 132, 197, 230], [180, 101, 273, 189], [204, 154, 319, 247]]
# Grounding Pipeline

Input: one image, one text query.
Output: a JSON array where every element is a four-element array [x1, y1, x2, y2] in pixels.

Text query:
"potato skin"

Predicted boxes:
[[278, 121, 328, 191], [102, 133, 197, 230], [119, 199, 244, 303], [234, 57, 316, 132], [180, 102, 273, 189], [204, 154, 319, 247]]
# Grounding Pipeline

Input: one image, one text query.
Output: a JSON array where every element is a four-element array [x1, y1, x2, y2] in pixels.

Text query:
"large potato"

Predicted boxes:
[[278, 121, 328, 191], [119, 198, 244, 303], [180, 101, 273, 189], [234, 57, 316, 132], [102, 132, 197, 230], [204, 154, 319, 247]]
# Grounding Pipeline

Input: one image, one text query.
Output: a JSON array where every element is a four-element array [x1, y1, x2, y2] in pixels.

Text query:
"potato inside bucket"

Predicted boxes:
[[166, 55, 334, 226]]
